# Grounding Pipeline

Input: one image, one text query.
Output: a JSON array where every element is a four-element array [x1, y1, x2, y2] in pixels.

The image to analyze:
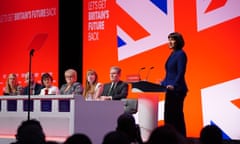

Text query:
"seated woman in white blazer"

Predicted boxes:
[[39, 73, 59, 95]]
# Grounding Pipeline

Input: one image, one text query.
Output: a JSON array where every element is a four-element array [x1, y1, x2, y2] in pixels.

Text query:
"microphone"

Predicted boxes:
[[30, 49, 35, 56], [145, 66, 154, 81], [138, 67, 145, 81]]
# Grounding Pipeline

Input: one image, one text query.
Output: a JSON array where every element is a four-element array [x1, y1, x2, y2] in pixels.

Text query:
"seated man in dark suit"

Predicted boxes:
[[22, 72, 42, 95], [100, 66, 128, 100]]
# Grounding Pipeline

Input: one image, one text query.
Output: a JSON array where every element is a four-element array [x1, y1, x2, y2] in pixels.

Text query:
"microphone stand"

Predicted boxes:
[[138, 67, 145, 81], [145, 67, 154, 81], [27, 49, 35, 121], [25, 33, 48, 121]]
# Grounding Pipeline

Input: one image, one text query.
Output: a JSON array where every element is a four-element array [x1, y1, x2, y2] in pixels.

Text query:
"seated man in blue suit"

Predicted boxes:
[[100, 66, 128, 100]]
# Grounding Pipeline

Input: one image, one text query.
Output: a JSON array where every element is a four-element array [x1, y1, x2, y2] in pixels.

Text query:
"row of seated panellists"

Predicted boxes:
[[0, 72, 57, 93], [0, 71, 68, 113]]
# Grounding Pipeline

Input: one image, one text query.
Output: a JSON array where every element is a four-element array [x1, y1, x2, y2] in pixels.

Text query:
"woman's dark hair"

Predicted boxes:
[[41, 73, 53, 85], [168, 32, 185, 50]]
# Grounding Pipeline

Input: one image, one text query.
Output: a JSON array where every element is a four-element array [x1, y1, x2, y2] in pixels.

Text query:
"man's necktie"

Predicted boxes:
[[107, 83, 115, 96]]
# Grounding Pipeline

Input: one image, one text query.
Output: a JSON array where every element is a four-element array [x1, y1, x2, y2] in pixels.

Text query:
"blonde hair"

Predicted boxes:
[[65, 69, 77, 82], [83, 69, 98, 98], [4, 73, 19, 94]]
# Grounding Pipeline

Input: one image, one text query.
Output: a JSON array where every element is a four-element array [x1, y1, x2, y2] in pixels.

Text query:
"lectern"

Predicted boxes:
[[129, 81, 166, 141], [131, 81, 166, 92]]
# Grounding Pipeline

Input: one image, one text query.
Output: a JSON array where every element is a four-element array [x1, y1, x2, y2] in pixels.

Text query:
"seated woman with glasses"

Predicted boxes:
[[59, 69, 83, 95]]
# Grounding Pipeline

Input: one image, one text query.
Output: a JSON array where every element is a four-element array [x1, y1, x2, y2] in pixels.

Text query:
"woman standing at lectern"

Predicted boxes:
[[160, 32, 188, 137]]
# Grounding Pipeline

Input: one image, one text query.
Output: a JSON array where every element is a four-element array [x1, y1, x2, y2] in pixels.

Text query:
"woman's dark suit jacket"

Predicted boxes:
[[161, 49, 188, 93]]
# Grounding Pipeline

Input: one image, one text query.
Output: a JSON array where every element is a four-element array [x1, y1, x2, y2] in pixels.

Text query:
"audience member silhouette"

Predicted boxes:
[[102, 130, 130, 144], [11, 119, 46, 144], [63, 133, 92, 144], [199, 125, 223, 144], [116, 112, 143, 144], [46, 141, 59, 144], [146, 124, 185, 144]]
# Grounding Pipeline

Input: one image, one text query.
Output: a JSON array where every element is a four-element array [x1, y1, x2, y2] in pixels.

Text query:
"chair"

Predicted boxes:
[[121, 98, 138, 114]]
